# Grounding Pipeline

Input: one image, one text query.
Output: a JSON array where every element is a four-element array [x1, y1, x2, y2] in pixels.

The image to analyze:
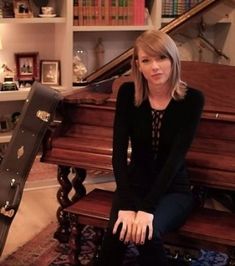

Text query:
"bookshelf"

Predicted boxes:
[[73, 0, 147, 26], [0, 0, 68, 150], [0, 0, 162, 90], [162, 0, 203, 18], [0, 0, 234, 149], [71, 0, 162, 82], [0, 0, 234, 92]]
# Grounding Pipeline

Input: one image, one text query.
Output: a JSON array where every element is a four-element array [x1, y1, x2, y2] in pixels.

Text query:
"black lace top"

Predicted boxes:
[[151, 109, 164, 159], [112, 82, 204, 213]]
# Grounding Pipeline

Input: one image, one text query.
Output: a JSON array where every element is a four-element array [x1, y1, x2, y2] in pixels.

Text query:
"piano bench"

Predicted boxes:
[[165, 208, 235, 257], [64, 188, 113, 266], [64, 188, 235, 265]]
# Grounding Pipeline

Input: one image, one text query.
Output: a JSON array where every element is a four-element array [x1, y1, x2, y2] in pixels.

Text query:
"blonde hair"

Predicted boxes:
[[131, 30, 187, 106]]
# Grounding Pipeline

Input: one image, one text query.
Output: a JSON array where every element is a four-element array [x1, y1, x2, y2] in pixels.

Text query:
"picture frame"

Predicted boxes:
[[2, 0, 15, 18], [40, 60, 61, 86], [15, 52, 38, 82], [13, 0, 33, 18], [0, 117, 11, 133]]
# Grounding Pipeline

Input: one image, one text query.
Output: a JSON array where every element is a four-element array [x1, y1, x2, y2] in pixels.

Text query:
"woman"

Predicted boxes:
[[97, 30, 204, 266]]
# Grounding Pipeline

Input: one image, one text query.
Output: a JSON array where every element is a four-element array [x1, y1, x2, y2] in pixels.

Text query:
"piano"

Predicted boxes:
[[41, 0, 235, 257]]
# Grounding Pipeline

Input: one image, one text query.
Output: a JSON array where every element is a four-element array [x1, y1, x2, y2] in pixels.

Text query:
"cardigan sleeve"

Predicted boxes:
[[139, 88, 205, 214], [112, 83, 137, 210]]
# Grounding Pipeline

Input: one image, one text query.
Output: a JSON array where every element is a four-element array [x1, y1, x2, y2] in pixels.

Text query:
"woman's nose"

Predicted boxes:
[[151, 60, 160, 70]]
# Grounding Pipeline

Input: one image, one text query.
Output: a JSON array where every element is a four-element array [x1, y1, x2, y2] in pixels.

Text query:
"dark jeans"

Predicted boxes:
[[97, 191, 194, 266]]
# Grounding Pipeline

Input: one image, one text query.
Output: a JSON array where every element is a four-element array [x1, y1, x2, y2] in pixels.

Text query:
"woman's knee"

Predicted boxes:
[[153, 192, 194, 236]]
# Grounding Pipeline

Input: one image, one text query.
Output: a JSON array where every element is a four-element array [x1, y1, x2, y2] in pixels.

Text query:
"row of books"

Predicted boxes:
[[162, 0, 203, 18], [73, 0, 146, 26]]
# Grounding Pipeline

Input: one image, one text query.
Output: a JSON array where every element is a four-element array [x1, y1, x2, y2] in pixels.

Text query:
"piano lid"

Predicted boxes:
[[85, 0, 234, 83]]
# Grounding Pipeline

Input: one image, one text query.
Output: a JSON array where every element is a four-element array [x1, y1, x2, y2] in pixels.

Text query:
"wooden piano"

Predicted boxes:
[[41, 0, 235, 263]]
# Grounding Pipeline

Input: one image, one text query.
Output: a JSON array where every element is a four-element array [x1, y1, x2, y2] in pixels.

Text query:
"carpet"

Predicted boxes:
[[0, 221, 138, 266], [2, 224, 98, 266], [0, 222, 140, 266], [0, 221, 230, 266], [0, 222, 58, 266]]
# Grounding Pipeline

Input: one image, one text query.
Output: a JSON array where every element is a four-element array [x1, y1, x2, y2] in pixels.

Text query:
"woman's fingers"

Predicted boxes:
[[131, 211, 154, 244], [113, 210, 136, 242], [135, 226, 143, 244], [113, 219, 126, 241], [131, 222, 137, 243], [112, 219, 121, 235], [147, 224, 153, 240], [113, 210, 154, 244], [119, 222, 127, 241], [140, 226, 147, 244], [124, 223, 132, 243]]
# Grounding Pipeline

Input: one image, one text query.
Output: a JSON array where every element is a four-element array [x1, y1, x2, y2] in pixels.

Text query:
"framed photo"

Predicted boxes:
[[0, 117, 11, 133], [15, 52, 38, 82], [13, 0, 33, 18], [40, 60, 61, 86]]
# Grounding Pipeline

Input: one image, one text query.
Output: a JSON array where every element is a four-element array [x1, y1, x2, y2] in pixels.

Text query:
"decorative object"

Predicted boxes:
[[38, 5, 56, 18], [41, 6, 54, 15], [94, 37, 104, 70], [0, 64, 18, 90], [11, 112, 21, 129], [13, 0, 33, 18], [1, 0, 14, 18], [1, 76, 18, 91], [0, 117, 10, 133], [40, 60, 60, 86], [73, 47, 88, 84], [15, 52, 38, 83]]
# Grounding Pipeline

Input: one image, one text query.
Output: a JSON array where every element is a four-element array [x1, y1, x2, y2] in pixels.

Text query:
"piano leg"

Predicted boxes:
[[54, 165, 87, 243], [68, 213, 83, 266]]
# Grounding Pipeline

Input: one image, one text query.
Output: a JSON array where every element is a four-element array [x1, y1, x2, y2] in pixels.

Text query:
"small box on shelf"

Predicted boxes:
[[13, 0, 33, 18]]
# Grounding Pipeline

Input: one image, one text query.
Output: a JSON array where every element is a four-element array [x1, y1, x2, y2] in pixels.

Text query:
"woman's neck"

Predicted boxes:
[[148, 84, 172, 110]]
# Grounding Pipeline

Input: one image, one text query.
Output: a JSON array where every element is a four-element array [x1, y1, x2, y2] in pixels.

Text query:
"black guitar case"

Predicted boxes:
[[0, 82, 62, 255]]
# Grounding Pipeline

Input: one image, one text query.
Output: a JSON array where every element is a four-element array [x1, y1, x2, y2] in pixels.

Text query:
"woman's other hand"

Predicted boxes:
[[131, 211, 153, 245], [113, 210, 136, 243]]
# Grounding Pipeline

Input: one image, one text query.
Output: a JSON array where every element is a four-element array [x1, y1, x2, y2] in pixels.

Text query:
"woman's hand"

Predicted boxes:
[[131, 211, 153, 245], [113, 210, 136, 243]]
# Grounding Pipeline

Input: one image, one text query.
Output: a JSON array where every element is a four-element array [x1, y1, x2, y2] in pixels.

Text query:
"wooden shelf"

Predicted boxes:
[[0, 132, 12, 143], [0, 17, 66, 24], [0, 88, 30, 102], [73, 25, 153, 32]]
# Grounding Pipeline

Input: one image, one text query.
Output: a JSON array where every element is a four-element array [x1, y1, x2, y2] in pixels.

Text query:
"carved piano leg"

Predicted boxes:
[[68, 213, 82, 266], [71, 167, 87, 202], [54, 165, 87, 243]]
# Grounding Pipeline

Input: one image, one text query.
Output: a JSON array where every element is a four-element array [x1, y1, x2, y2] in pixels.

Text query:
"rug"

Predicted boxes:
[[0, 222, 138, 266], [0, 222, 58, 266], [0, 221, 230, 266]]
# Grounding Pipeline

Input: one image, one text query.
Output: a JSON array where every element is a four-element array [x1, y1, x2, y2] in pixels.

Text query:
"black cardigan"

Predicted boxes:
[[112, 82, 204, 214]]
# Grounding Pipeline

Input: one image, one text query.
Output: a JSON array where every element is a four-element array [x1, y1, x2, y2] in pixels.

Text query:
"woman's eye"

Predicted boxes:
[[142, 58, 149, 63], [159, 55, 167, 60]]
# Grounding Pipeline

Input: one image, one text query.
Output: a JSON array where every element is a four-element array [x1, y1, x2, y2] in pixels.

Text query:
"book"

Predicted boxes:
[[73, 0, 79, 26], [73, 0, 146, 26], [132, 0, 145, 25]]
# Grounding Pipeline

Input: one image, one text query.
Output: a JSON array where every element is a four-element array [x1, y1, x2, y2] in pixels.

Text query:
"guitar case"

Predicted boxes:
[[0, 82, 62, 255]]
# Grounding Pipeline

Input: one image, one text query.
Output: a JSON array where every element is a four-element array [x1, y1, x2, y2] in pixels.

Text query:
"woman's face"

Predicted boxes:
[[137, 48, 172, 89]]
